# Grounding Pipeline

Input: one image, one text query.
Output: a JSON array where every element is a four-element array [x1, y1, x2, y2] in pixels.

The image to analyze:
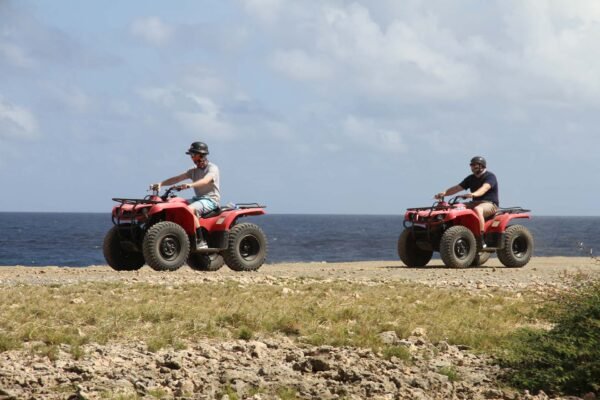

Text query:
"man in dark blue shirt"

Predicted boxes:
[[435, 156, 499, 245]]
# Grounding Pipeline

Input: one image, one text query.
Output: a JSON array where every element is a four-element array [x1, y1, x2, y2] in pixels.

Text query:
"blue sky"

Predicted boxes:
[[1, 0, 599, 215]]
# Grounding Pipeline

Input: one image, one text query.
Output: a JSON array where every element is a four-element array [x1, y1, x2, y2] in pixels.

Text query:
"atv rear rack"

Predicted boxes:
[[234, 203, 266, 209], [495, 207, 530, 214], [112, 198, 162, 205]]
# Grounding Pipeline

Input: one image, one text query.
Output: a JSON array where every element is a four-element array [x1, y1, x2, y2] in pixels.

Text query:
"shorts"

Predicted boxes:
[[187, 196, 219, 214], [468, 201, 498, 218]]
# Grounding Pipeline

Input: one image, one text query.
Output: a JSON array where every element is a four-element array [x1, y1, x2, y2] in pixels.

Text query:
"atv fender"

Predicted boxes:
[[453, 213, 481, 237], [201, 208, 266, 232], [485, 213, 530, 234], [148, 203, 198, 235]]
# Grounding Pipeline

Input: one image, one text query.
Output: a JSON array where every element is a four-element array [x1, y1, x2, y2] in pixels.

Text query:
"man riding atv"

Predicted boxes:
[[436, 156, 498, 248], [398, 155, 533, 268], [150, 141, 219, 249]]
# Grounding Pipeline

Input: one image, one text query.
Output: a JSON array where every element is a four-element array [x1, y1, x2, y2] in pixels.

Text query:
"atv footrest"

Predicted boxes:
[[481, 247, 498, 252], [193, 248, 223, 254]]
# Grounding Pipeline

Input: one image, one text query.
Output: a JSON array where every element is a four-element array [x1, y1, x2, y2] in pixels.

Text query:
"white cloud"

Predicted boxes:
[[259, 2, 478, 100], [138, 86, 178, 107], [342, 114, 407, 154], [130, 17, 173, 47], [500, 1, 600, 100], [269, 49, 332, 81], [0, 42, 36, 68], [0, 98, 38, 140], [244, 0, 600, 104], [139, 86, 234, 138], [174, 94, 233, 138], [240, 0, 284, 24], [47, 85, 92, 114]]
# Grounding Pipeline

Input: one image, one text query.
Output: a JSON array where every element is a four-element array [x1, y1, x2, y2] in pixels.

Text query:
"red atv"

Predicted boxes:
[[398, 196, 533, 268], [103, 186, 268, 272]]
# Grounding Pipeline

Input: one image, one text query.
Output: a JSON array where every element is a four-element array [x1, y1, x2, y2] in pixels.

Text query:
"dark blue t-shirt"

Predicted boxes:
[[459, 171, 499, 206]]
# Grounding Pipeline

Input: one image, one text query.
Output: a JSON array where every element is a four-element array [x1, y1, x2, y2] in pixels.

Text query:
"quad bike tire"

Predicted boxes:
[[187, 253, 225, 271], [471, 251, 491, 267], [142, 221, 190, 271], [397, 228, 433, 267], [223, 222, 267, 271], [440, 226, 477, 268], [103, 226, 145, 271], [497, 224, 533, 268]]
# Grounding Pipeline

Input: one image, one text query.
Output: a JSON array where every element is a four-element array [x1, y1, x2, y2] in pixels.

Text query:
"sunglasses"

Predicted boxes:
[[191, 153, 206, 159]]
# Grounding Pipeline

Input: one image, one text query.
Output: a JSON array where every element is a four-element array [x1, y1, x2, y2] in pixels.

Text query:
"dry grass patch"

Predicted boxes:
[[0, 280, 539, 357]]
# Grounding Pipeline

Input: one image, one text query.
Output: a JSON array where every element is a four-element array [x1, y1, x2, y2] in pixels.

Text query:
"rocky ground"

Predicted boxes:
[[0, 257, 598, 399]]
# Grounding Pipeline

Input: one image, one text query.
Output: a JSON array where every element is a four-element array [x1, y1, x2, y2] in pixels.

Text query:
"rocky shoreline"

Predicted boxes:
[[1, 257, 598, 399], [0, 330, 558, 400]]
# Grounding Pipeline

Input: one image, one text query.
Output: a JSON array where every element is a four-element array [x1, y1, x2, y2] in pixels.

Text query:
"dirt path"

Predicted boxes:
[[1, 257, 598, 291]]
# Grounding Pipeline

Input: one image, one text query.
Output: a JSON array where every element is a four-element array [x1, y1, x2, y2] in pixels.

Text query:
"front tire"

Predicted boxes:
[[142, 221, 190, 271], [103, 226, 145, 271], [187, 253, 225, 271], [223, 223, 267, 271], [497, 225, 533, 268], [397, 228, 433, 267], [440, 226, 477, 268]]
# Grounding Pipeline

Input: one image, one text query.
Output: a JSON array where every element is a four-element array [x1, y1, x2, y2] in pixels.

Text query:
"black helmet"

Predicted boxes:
[[186, 142, 209, 155], [470, 156, 486, 167]]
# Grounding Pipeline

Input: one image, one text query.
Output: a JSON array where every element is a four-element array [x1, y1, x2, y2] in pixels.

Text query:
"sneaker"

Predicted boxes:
[[196, 240, 208, 249]]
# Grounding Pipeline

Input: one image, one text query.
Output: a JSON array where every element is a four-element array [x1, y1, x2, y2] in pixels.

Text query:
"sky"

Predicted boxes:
[[1, 0, 599, 215]]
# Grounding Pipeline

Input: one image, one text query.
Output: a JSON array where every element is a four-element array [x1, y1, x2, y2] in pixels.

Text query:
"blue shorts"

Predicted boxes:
[[187, 196, 219, 214]]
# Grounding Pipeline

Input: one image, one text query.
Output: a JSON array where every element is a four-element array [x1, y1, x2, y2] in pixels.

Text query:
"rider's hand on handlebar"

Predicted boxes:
[[173, 183, 191, 191], [150, 183, 161, 191], [434, 192, 445, 200]]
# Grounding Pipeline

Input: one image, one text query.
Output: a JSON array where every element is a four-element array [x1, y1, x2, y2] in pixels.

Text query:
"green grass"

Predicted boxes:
[[438, 365, 461, 382], [0, 280, 539, 358], [498, 282, 600, 396]]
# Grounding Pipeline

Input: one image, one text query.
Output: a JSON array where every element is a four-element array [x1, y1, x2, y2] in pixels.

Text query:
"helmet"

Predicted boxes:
[[186, 142, 209, 155], [470, 156, 486, 168]]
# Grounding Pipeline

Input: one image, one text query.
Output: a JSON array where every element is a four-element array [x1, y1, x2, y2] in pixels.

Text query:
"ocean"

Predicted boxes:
[[0, 212, 598, 267]]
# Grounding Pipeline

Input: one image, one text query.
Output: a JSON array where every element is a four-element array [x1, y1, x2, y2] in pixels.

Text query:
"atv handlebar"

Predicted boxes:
[[428, 195, 468, 209], [147, 185, 184, 201], [161, 185, 185, 201]]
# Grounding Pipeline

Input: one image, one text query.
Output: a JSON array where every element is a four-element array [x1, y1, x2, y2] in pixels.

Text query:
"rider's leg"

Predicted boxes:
[[473, 205, 485, 233], [188, 197, 218, 213], [188, 198, 219, 248], [474, 202, 498, 247]]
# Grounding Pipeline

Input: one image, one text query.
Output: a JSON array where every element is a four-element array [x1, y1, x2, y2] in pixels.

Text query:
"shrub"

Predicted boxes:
[[499, 282, 600, 396]]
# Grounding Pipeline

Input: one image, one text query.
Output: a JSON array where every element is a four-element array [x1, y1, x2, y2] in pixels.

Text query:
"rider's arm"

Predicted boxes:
[[152, 172, 189, 189], [186, 174, 213, 189], [436, 185, 463, 198], [467, 183, 491, 198]]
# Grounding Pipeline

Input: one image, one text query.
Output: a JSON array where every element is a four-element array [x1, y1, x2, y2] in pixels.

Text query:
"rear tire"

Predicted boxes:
[[497, 225, 533, 268], [471, 251, 491, 267], [397, 228, 433, 267], [187, 253, 225, 271], [223, 223, 267, 271], [103, 226, 145, 271], [440, 226, 477, 268], [142, 221, 190, 271]]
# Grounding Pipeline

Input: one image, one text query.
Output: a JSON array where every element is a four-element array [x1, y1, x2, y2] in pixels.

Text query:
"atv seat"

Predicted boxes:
[[495, 207, 530, 215], [195, 206, 235, 219], [487, 207, 530, 220]]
